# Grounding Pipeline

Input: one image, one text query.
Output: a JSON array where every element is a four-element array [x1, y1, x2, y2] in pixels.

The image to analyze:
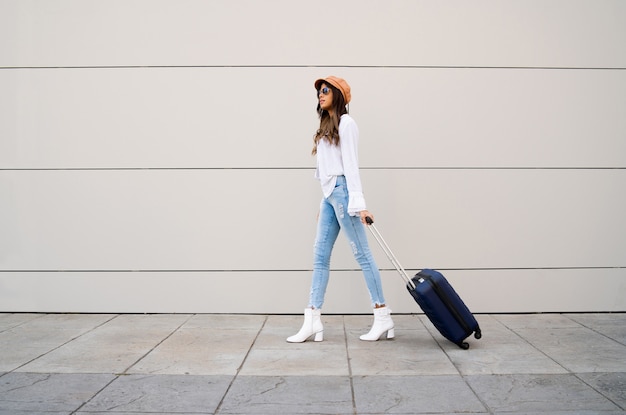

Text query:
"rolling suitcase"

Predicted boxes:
[[366, 218, 482, 349]]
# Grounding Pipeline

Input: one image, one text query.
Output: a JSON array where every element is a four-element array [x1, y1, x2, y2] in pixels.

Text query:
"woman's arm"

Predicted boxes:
[[339, 116, 367, 217]]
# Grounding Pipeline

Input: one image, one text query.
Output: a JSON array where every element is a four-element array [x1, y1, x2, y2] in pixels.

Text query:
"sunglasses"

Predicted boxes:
[[318, 87, 331, 96]]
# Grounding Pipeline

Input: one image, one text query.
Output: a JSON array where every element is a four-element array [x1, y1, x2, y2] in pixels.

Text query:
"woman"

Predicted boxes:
[[287, 76, 394, 343]]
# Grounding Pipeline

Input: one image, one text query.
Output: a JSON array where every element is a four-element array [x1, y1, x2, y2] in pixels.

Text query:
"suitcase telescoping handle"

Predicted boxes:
[[365, 217, 416, 290]]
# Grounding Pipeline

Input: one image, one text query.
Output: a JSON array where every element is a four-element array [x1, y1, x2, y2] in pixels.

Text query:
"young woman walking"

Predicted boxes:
[[287, 76, 394, 343]]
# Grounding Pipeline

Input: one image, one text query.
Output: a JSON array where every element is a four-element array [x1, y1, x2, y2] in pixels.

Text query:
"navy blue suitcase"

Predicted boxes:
[[407, 269, 481, 349], [366, 218, 482, 349]]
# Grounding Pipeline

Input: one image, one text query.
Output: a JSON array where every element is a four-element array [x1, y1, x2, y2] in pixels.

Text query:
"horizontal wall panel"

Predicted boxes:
[[1, 169, 623, 271], [1, 67, 624, 169], [0, 269, 624, 314], [356, 68, 626, 169], [362, 168, 626, 270], [0, 67, 319, 169], [1, 1, 625, 68], [0, 169, 321, 271]]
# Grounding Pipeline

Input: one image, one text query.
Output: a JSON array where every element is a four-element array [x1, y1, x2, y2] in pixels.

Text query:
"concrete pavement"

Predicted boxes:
[[0, 312, 625, 414]]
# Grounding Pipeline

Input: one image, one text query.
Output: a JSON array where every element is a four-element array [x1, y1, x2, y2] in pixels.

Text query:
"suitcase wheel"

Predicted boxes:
[[474, 327, 482, 339], [458, 342, 470, 350]]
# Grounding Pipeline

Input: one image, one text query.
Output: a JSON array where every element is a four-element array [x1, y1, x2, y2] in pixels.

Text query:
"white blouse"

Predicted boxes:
[[314, 114, 367, 216]]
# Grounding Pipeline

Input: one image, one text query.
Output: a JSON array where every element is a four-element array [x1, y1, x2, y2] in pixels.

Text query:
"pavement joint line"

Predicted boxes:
[[119, 313, 195, 375], [213, 315, 268, 415], [0, 313, 45, 335], [0, 314, 118, 378], [70, 313, 195, 414], [70, 373, 119, 415], [343, 315, 358, 415], [567, 314, 626, 348], [493, 314, 575, 375], [574, 372, 626, 412], [431, 315, 494, 414]]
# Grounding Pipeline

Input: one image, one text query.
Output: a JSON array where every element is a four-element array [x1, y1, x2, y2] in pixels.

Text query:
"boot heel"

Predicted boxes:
[[314, 331, 324, 342], [386, 328, 395, 339]]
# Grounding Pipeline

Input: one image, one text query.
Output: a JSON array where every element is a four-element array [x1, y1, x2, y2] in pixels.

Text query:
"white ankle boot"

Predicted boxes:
[[287, 308, 324, 343], [360, 307, 395, 341]]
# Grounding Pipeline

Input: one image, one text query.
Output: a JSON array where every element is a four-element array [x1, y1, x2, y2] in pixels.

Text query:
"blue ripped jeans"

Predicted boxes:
[[308, 176, 386, 309]]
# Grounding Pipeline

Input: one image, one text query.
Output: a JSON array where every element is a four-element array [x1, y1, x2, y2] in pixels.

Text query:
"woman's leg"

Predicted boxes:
[[341, 214, 386, 306], [286, 198, 340, 343], [328, 179, 386, 307], [328, 177, 393, 341], [308, 197, 341, 309]]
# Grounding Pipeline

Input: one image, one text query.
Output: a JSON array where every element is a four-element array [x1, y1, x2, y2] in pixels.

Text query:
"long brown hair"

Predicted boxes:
[[312, 83, 349, 155]]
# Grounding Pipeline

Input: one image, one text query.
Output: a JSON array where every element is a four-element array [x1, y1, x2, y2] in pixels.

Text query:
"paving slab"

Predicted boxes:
[[218, 375, 354, 414], [182, 314, 267, 330], [494, 313, 585, 330], [0, 372, 114, 413], [17, 313, 115, 330], [77, 413, 211, 415], [0, 314, 115, 372], [346, 326, 459, 376], [241, 315, 350, 376], [0, 412, 73, 415], [126, 314, 265, 376], [353, 375, 486, 414], [512, 326, 626, 372], [0, 313, 43, 331], [466, 373, 622, 413], [441, 315, 568, 375], [77, 413, 213, 415], [491, 411, 626, 415], [242, 347, 351, 376], [18, 314, 190, 374], [81, 373, 231, 413], [128, 327, 260, 376], [569, 313, 626, 345], [578, 372, 626, 409]]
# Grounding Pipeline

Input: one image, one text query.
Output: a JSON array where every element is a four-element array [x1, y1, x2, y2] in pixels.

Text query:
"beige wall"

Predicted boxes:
[[1, 1, 625, 313]]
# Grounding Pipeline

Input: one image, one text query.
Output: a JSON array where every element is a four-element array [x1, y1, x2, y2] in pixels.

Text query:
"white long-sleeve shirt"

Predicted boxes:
[[314, 114, 366, 216]]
